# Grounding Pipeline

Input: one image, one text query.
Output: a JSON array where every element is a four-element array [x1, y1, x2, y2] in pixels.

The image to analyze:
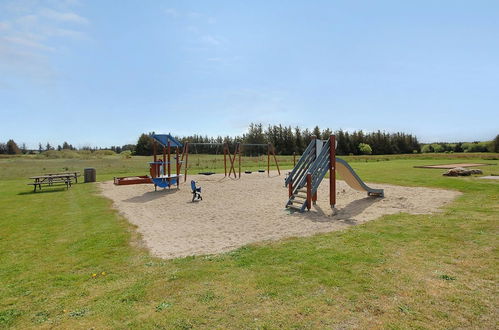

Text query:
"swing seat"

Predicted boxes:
[[258, 169, 265, 173], [198, 172, 216, 175], [245, 171, 252, 174]]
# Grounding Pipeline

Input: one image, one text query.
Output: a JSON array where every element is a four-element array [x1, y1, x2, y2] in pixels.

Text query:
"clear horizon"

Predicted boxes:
[[1, 0, 498, 148]]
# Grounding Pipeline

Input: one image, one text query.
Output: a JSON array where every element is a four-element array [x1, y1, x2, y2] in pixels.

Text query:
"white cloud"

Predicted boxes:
[[0, 0, 89, 83], [40, 8, 89, 24], [42, 26, 86, 39], [2, 36, 55, 51], [200, 35, 222, 46], [165, 8, 216, 25]]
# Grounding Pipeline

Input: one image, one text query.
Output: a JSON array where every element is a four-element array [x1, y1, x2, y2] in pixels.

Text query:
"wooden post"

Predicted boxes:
[[238, 143, 241, 178], [153, 141, 157, 162], [184, 143, 189, 182], [227, 145, 237, 178], [330, 135, 336, 208], [272, 144, 280, 175], [289, 179, 293, 198], [167, 140, 171, 183], [179, 145, 185, 172], [293, 152, 296, 167], [267, 143, 270, 176], [152, 140, 158, 178], [223, 143, 227, 177], [176, 146, 180, 188], [306, 173, 312, 210], [312, 191, 317, 204], [162, 146, 166, 176]]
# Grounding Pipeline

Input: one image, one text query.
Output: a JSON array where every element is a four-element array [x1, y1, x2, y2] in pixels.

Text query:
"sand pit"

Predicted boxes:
[[99, 173, 461, 259], [415, 163, 491, 169]]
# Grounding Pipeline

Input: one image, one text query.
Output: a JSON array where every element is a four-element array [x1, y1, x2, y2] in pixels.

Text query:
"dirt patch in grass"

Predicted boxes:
[[414, 163, 493, 169]]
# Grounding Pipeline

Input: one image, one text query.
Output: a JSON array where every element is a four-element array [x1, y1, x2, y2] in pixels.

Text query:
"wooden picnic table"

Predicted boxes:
[[28, 172, 80, 192], [44, 172, 81, 183]]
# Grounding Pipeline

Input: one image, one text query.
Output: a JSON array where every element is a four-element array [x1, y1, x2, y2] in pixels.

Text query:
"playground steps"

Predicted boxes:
[[285, 138, 332, 212], [287, 206, 303, 212]]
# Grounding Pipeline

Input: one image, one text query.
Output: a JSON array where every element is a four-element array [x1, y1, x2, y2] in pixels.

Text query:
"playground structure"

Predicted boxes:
[[149, 134, 183, 190], [285, 135, 384, 212], [181, 142, 280, 181], [114, 134, 183, 190], [114, 134, 281, 188]]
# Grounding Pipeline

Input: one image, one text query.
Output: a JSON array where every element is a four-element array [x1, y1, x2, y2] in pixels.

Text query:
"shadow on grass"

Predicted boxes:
[[18, 188, 69, 195], [123, 188, 180, 203]]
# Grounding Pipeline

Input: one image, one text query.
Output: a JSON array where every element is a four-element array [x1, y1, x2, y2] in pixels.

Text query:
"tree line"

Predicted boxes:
[[131, 125, 498, 156], [132, 123, 422, 156], [2, 125, 498, 156]]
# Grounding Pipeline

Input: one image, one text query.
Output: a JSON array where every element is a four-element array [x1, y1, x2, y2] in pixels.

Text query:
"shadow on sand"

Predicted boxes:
[[123, 188, 180, 203], [298, 196, 382, 224]]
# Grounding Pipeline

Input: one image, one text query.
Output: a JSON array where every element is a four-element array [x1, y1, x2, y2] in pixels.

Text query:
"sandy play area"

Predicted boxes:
[[100, 172, 461, 259]]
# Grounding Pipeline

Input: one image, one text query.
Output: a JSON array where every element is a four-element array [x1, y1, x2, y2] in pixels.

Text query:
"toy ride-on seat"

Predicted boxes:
[[191, 180, 202, 202]]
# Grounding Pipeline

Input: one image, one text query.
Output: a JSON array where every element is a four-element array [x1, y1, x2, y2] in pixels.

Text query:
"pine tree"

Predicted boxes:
[[312, 126, 321, 139], [294, 127, 304, 154]]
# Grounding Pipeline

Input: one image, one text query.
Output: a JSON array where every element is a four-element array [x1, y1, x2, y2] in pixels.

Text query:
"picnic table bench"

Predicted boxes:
[[28, 172, 80, 192]]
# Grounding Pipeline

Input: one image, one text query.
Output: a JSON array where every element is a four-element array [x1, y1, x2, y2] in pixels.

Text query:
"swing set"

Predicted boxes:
[[180, 142, 281, 181], [113, 134, 281, 189]]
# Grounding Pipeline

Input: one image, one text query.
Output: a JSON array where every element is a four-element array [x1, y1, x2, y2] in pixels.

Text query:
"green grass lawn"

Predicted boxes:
[[0, 154, 498, 328]]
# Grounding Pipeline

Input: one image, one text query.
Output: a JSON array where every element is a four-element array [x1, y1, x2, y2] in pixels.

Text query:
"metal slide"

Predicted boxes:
[[335, 158, 384, 197]]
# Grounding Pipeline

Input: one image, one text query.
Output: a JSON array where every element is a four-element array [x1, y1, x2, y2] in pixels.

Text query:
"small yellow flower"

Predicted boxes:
[[92, 273, 97, 277], [101, 272, 106, 276], [63, 309, 67, 313]]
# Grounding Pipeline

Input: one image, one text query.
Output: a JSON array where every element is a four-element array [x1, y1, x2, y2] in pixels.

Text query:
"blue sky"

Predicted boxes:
[[1, 0, 498, 148]]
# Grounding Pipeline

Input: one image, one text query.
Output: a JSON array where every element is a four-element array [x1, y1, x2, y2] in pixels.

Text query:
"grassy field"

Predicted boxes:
[[0, 154, 498, 328]]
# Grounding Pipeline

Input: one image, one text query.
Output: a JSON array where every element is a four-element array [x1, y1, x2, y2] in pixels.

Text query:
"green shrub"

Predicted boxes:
[[38, 150, 62, 158], [431, 144, 444, 153], [60, 150, 81, 159], [120, 150, 132, 159], [493, 135, 499, 152], [462, 142, 490, 153], [94, 149, 116, 156], [421, 145, 433, 153], [358, 143, 372, 155]]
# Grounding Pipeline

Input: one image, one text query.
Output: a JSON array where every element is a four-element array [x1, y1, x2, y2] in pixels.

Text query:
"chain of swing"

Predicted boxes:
[[191, 143, 223, 171]]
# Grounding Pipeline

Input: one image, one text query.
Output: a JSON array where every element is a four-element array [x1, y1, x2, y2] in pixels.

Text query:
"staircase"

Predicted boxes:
[[285, 139, 332, 212]]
